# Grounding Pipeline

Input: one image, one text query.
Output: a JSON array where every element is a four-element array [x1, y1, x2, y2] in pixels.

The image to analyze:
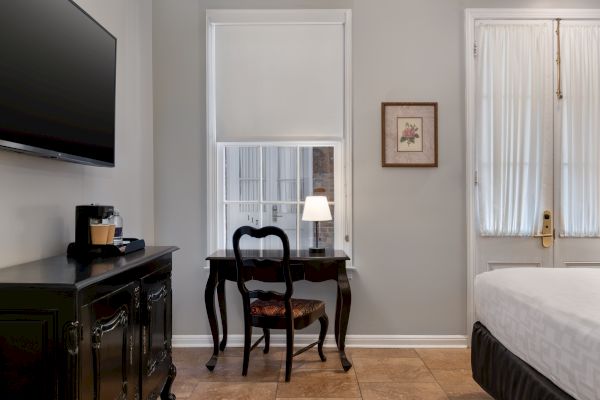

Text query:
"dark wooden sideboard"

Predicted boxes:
[[0, 246, 178, 400]]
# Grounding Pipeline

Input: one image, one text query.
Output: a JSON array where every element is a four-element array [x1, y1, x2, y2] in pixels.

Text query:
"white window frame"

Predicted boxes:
[[206, 9, 353, 257], [465, 8, 600, 340]]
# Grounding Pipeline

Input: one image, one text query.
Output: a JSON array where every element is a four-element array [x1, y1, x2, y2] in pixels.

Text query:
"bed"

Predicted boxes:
[[472, 268, 600, 400]]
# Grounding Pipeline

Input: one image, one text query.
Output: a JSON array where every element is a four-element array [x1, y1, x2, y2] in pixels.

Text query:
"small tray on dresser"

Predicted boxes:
[[67, 238, 145, 258]]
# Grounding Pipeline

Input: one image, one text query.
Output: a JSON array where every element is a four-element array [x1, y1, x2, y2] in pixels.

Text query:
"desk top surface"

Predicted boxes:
[[207, 249, 349, 261]]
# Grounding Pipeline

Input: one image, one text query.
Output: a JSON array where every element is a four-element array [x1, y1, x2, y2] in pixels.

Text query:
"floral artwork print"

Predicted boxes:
[[382, 102, 438, 167], [397, 117, 423, 152], [400, 122, 419, 145]]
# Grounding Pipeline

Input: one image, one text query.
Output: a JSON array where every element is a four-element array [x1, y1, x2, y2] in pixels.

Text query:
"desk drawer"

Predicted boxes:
[[304, 260, 340, 282], [247, 264, 304, 282]]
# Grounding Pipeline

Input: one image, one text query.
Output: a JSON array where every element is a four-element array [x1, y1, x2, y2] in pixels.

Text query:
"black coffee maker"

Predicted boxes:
[[67, 204, 113, 256], [67, 204, 145, 258]]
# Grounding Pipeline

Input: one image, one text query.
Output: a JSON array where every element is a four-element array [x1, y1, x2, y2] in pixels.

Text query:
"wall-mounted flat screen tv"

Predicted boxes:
[[0, 0, 117, 167]]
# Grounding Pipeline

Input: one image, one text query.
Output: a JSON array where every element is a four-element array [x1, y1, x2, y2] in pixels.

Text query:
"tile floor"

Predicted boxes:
[[171, 347, 492, 400]]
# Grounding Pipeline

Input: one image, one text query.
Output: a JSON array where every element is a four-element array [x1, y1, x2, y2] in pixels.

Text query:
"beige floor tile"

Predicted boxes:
[[171, 375, 200, 399], [431, 369, 492, 399], [188, 382, 277, 400], [276, 370, 361, 398], [353, 357, 436, 383], [173, 346, 283, 362], [447, 395, 494, 400], [360, 382, 448, 400], [347, 348, 418, 359], [416, 349, 471, 370], [286, 349, 346, 370], [170, 348, 489, 399], [219, 346, 285, 360], [177, 355, 281, 382], [177, 366, 208, 379], [173, 347, 214, 366]]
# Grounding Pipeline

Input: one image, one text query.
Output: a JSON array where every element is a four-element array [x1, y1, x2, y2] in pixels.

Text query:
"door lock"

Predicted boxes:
[[534, 210, 554, 248]]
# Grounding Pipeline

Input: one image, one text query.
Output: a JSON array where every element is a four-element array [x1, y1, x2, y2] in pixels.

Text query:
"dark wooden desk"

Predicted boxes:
[[204, 249, 352, 371]]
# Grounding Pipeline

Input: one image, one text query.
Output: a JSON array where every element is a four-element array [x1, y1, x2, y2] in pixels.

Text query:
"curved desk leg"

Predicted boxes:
[[217, 278, 228, 351], [205, 265, 219, 371], [336, 265, 352, 372]]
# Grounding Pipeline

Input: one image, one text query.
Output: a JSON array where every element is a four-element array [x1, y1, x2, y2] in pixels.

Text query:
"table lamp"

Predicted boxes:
[[302, 196, 332, 254]]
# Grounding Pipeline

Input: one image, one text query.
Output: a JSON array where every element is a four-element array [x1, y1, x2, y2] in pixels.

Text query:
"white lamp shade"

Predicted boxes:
[[302, 196, 332, 222]]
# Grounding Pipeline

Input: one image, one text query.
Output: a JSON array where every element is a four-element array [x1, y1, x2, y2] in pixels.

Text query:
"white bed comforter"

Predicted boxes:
[[475, 268, 600, 400]]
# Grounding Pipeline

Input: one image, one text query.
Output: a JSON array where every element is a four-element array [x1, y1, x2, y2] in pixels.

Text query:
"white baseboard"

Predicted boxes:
[[172, 334, 468, 348]]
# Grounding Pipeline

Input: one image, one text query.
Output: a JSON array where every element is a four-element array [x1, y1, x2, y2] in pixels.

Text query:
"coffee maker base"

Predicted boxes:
[[67, 238, 145, 258]]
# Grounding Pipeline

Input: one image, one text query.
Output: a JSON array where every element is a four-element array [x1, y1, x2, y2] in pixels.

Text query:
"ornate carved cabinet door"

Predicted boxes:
[[0, 310, 57, 399], [80, 282, 139, 400], [141, 268, 173, 400]]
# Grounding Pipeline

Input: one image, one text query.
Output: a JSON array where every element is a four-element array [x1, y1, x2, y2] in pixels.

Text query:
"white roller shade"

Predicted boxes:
[[215, 24, 344, 141]]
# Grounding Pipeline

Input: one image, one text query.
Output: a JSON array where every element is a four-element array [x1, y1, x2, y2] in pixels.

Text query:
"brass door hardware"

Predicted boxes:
[[534, 210, 554, 248], [556, 19, 564, 100]]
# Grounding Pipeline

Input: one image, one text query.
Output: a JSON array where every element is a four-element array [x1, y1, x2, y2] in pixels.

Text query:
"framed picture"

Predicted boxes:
[[381, 102, 438, 167]]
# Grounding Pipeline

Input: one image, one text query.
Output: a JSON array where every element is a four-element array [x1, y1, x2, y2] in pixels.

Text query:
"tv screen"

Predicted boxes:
[[0, 0, 116, 166]]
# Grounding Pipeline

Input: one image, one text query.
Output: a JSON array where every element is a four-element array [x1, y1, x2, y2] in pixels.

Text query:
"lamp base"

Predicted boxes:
[[308, 247, 326, 254]]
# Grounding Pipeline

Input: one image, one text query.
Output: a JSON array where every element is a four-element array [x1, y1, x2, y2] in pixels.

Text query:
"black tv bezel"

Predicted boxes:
[[0, 0, 117, 167]]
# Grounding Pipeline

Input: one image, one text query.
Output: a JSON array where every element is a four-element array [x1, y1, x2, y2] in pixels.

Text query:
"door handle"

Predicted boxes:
[[534, 210, 553, 248]]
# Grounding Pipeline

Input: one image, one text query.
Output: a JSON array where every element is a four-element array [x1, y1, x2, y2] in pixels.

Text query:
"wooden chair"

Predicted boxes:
[[233, 226, 328, 382]]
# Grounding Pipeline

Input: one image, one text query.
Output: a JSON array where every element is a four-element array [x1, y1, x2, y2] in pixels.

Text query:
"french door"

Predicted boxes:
[[472, 17, 600, 275], [553, 20, 600, 268]]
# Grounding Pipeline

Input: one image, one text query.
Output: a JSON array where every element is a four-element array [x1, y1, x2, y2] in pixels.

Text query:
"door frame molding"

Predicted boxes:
[[464, 8, 600, 340]]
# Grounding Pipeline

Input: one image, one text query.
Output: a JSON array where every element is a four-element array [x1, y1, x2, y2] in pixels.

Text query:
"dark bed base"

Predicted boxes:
[[471, 322, 575, 400]]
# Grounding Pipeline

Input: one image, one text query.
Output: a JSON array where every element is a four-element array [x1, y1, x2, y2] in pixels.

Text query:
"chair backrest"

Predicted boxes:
[[232, 226, 293, 304]]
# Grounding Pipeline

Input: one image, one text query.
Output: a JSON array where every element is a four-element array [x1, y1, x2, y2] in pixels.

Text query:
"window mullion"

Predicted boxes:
[[259, 145, 264, 251], [296, 145, 301, 250]]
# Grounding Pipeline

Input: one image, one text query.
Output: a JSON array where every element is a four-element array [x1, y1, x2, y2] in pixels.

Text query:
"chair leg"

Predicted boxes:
[[263, 328, 270, 354], [285, 321, 294, 382], [318, 314, 328, 362], [242, 319, 252, 376]]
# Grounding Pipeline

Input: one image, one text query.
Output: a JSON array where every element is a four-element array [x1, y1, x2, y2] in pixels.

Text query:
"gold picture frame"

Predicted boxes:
[[381, 102, 438, 167]]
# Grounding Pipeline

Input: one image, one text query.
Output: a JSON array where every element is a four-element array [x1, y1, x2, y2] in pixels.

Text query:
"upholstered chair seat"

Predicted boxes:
[[250, 299, 325, 319]]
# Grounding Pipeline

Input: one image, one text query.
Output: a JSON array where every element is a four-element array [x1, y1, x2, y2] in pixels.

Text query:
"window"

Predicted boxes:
[[206, 10, 352, 254], [219, 144, 340, 250]]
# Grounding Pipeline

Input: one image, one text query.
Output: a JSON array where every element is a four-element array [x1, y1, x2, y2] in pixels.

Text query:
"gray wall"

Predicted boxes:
[[0, 0, 154, 269], [153, 0, 600, 336]]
